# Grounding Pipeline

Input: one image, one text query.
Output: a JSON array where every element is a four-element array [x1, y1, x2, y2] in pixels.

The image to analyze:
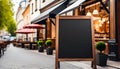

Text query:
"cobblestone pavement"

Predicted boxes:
[[0, 44, 83, 69], [67, 61, 120, 69], [1, 44, 120, 69]]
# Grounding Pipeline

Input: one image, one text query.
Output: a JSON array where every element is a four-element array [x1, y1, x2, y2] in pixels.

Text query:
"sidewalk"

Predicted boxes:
[[0, 44, 82, 69], [32, 49, 120, 69], [1, 43, 120, 69]]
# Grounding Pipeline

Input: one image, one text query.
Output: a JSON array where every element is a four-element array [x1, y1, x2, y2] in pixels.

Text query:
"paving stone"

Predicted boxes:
[[0, 44, 119, 69], [0, 44, 82, 69]]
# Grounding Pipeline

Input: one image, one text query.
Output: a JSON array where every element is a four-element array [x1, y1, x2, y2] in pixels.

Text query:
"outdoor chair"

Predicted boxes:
[[24, 44, 30, 49]]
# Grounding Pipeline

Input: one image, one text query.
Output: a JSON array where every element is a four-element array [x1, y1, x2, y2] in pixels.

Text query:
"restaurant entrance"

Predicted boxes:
[[58, 0, 120, 60], [59, 0, 110, 54]]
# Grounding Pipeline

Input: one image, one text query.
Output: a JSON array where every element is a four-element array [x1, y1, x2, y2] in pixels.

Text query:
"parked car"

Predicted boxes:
[[2, 36, 11, 41], [10, 36, 16, 41]]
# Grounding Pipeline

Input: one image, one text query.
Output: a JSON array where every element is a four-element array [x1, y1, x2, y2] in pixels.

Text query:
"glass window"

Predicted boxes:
[[35, 0, 37, 11], [32, 3, 33, 14]]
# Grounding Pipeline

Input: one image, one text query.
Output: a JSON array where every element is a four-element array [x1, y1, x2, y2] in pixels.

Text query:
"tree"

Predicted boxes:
[[0, 0, 16, 36], [6, 19, 16, 36]]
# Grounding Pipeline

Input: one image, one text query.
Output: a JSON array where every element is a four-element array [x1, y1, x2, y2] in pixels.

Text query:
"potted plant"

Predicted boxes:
[[96, 41, 108, 66], [37, 40, 44, 52], [45, 39, 53, 55]]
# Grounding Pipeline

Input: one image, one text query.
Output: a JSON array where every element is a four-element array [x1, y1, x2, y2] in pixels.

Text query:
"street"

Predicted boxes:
[[0, 44, 119, 69], [0, 44, 82, 69]]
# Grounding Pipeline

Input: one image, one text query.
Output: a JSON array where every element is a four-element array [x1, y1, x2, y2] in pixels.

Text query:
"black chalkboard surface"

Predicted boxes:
[[59, 19, 92, 58], [55, 16, 96, 69], [56, 16, 95, 59]]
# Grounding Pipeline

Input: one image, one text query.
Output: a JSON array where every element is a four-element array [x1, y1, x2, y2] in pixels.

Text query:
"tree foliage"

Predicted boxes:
[[6, 18, 16, 36], [0, 0, 16, 36]]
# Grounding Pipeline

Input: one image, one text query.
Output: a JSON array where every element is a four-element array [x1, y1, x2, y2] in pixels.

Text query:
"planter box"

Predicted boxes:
[[38, 46, 44, 52], [46, 48, 53, 55], [96, 53, 108, 66]]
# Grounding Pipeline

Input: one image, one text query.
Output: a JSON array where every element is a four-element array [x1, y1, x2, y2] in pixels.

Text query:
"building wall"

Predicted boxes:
[[22, 5, 30, 25], [22, 4, 33, 41], [29, 0, 65, 40], [16, 7, 24, 29], [40, 0, 61, 39], [40, 0, 55, 9], [30, 0, 40, 22], [16, 0, 27, 40], [29, 0, 41, 40], [16, 6, 25, 40]]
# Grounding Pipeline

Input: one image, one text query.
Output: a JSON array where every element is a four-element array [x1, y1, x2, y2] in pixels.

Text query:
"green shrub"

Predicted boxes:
[[45, 39, 52, 46], [96, 41, 106, 54], [37, 40, 43, 46]]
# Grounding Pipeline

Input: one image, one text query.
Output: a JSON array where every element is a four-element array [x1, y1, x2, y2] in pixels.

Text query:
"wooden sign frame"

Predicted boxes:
[[55, 16, 96, 69]]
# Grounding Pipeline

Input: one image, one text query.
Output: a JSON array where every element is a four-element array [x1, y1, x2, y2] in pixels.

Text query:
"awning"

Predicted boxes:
[[16, 29, 35, 34], [16, 29, 35, 41], [23, 24, 45, 29], [31, 0, 68, 24], [58, 0, 85, 15]]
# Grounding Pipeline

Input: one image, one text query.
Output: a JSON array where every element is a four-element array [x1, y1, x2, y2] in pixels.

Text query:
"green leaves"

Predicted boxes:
[[6, 19, 16, 36], [37, 40, 44, 46], [45, 40, 52, 46], [96, 41, 106, 53], [0, 0, 16, 35]]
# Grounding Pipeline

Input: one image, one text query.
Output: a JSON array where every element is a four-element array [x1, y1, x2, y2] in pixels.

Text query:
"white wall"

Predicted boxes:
[[30, 0, 40, 22], [16, 8, 25, 29], [16, 6, 25, 40], [40, 0, 55, 9]]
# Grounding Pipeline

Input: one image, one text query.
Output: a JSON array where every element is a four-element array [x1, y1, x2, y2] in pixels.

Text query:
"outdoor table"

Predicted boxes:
[[21, 41, 30, 48], [20, 41, 37, 49], [29, 42, 37, 50]]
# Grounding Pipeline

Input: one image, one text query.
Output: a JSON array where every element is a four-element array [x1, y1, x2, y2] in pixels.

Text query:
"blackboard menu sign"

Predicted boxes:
[[55, 16, 96, 69]]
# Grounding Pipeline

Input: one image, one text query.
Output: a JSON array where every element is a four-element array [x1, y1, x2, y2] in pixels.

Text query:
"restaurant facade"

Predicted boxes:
[[16, 0, 120, 60], [58, 0, 120, 60]]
